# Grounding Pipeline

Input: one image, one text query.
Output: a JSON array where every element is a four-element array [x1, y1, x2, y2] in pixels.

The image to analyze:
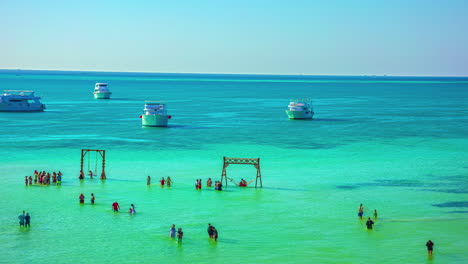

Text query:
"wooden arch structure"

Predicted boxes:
[[220, 157, 262, 189], [80, 149, 106, 180]]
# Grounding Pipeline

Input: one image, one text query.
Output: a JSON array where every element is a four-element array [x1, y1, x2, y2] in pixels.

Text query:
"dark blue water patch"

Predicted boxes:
[[447, 211, 468, 214], [262, 187, 309, 192], [432, 201, 468, 208], [421, 188, 468, 194], [336, 185, 359, 190], [362, 179, 423, 187]]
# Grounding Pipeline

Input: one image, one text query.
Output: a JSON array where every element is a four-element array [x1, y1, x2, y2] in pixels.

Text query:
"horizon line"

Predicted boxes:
[[0, 68, 467, 78]]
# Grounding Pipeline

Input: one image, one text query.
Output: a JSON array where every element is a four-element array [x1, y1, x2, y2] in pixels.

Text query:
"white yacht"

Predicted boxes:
[[93, 83, 112, 99], [285, 99, 314, 119], [0, 90, 46, 112], [141, 101, 171, 127]]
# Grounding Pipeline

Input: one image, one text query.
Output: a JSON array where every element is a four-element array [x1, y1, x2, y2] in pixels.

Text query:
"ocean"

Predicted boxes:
[[0, 70, 467, 263]]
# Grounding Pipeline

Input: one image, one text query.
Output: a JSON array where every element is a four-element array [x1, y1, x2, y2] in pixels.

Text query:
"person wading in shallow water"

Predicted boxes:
[[112, 201, 120, 212], [79, 193, 85, 204], [366, 217, 374, 230], [358, 204, 364, 219], [177, 228, 184, 243], [147, 176, 151, 186], [426, 240, 434, 256]]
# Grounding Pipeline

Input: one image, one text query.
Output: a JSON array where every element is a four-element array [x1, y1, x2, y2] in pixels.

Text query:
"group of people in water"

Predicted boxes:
[[77, 195, 137, 214], [169, 223, 219, 243], [18, 211, 31, 228], [357, 203, 377, 230], [25, 170, 62, 186], [358, 203, 434, 256], [146, 176, 173, 187], [79, 170, 97, 180], [145, 176, 254, 191]]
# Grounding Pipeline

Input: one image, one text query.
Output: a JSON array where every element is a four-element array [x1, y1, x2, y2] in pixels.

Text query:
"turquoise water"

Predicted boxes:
[[1, 70, 467, 263]]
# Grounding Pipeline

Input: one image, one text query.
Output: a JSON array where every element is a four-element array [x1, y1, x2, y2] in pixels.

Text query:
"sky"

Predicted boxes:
[[1, 0, 467, 76]]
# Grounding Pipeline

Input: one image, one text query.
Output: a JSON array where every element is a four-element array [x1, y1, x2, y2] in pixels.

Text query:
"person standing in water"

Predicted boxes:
[[207, 224, 214, 238], [25, 176, 29, 186], [358, 204, 364, 219], [25, 213, 31, 228], [212, 227, 218, 241], [426, 240, 434, 256], [373, 209, 378, 219], [18, 211, 26, 227], [147, 176, 151, 186], [177, 228, 183, 243], [166, 177, 173, 187], [130, 204, 136, 214], [91, 193, 95, 204], [79, 193, 85, 204], [160, 177, 165, 186], [112, 201, 120, 212], [207, 178, 212, 187], [169, 224, 176, 238], [56, 173, 62, 186], [366, 217, 374, 230], [79, 170, 84, 180]]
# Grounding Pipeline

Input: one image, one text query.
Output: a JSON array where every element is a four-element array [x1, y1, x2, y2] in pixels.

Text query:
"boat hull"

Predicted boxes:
[[285, 110, 314, 119], [94, 92, 112, 99], [0, 103, 46, 112], [142, 115, 169, 127]]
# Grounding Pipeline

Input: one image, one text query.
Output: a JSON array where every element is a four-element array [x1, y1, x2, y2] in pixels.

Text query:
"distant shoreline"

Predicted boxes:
[[0, 69, 467, 78]]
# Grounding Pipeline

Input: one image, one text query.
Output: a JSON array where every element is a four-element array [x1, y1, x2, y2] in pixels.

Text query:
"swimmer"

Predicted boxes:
[[28, 176, 32, 185], [131, 204, 136, 214], [129, 207, 134, 214], [170, 224, 176, 238], [147, 176, 151, 186], [366, 217, 374, 229], [426, 240, 434, 256], [177, 228, 183, 243], [79, 170, 84, 180], [91, 193, 95, 204], [56, 174, 62, 185], [373, 209, 378, 219], [358, 204, 364, 219], [79, 193, 85, 204], [25, 176, 28, 186], [88, 170, 93, 178], [160, 177, 165, 186], [112, 201, 120, 212]]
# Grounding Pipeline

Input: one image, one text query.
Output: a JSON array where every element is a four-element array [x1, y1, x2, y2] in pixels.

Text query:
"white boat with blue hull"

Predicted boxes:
[[285, 99, 314, 119], [93, 83, 112, 99], [141, 101, 171, 127], [0, 90, 46, 112]]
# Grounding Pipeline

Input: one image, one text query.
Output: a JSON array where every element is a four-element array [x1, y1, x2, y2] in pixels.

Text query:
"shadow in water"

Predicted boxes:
[[336, 185, 359, 190], [261, 186, 309, 192], [432, 201, 468, 208]]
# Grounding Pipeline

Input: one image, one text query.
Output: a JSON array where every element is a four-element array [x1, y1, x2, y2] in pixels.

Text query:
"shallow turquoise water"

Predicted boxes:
[[1, 70, 467, 263]]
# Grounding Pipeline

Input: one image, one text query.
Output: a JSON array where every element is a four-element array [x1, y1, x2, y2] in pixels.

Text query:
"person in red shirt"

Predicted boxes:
[[160, 177, 165, 186], [112, 201, 120, 212]]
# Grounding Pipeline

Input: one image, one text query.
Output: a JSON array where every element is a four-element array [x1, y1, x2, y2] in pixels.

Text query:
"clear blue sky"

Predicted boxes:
[[1, 0, 467, 76]]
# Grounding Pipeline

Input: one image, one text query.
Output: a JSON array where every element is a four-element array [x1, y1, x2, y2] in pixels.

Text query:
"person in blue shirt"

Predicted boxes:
[[18, 211, 25, 227]]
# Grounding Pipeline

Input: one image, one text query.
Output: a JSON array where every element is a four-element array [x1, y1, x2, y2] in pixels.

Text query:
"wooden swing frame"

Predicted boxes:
[[220, 156, 262, 189], [80, 149, 106, 179]]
